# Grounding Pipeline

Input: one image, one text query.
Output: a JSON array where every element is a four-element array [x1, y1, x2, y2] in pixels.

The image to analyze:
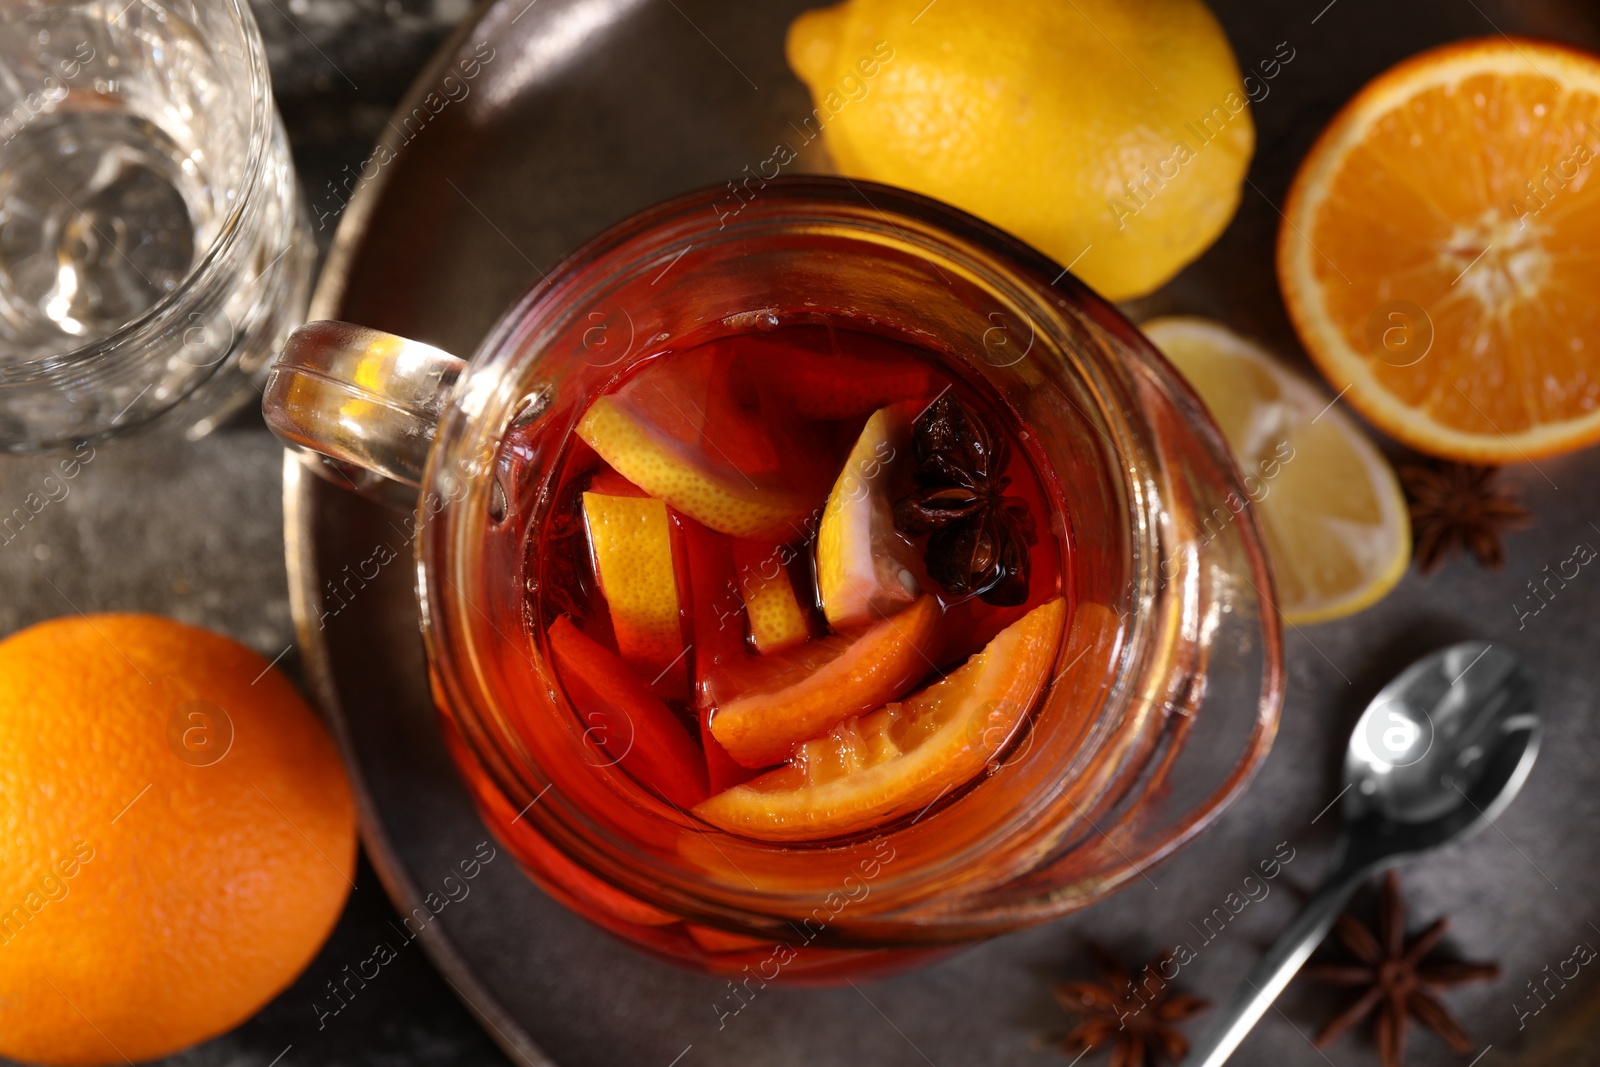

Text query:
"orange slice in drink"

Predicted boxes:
[[708, 596, 941, 769], [679, 518, 758, 793], [732, 325, 936, 420], [547, 616, 708, 810], [583, 492, 686, 691], [695, 597, 1065, 841], [1280, 37, 1600, 462]]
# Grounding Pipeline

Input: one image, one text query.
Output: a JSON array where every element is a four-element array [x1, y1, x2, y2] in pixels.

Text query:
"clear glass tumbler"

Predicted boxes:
[[0, 0, 312, 452], [264, 179, 1282, 980]]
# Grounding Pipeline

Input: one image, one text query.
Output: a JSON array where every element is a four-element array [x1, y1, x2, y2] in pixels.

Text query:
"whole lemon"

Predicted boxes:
[[787, 0, 1255, 300], [0, 615, 356, 1065]]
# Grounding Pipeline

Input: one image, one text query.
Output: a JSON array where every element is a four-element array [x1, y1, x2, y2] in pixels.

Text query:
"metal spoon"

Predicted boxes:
[[1181, 641, 1542, 1067]]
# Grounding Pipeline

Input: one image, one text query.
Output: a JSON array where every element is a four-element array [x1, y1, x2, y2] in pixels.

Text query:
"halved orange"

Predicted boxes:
[[1280, 37, 1600, 462], [695, 598, 1064, 841], [707, 596, 941, 769]]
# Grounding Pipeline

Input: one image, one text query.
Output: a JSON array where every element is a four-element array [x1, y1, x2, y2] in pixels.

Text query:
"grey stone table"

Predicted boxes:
[[6, 1, 1600, 1066], [0, 2, 510, 1064]]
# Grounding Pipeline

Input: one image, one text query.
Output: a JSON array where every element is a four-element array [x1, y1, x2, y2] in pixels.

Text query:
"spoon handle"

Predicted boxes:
[[1180, 865, 1369, 1067]]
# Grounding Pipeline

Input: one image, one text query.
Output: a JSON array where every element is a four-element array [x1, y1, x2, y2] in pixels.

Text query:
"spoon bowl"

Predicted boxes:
[[1341, 641, 1541, 869]]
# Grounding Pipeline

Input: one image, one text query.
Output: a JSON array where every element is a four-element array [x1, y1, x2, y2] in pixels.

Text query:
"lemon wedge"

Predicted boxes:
[[816, 403, 921, 629], [582, 492, 686, 690], [576, 396, 816, 541], [1141, 317, 1409, 624]]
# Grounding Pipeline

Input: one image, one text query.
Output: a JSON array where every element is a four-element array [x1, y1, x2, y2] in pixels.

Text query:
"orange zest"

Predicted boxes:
[[1280, 37, 1600, 462], [695, 597, 1065, 841], [708, 596, 941, 769]]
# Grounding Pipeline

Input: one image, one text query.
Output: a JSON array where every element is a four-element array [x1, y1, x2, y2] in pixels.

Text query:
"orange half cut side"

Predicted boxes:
[[1280, 37, 1600, 461]]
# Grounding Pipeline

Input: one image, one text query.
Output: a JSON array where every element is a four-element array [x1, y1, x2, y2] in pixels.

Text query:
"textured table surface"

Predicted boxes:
[[0, 2, 510, 1064], [6, 1, 1600, 1066]]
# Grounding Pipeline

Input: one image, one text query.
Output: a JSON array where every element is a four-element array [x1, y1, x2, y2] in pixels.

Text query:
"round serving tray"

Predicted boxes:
[[286, 0, 1600, 1063]]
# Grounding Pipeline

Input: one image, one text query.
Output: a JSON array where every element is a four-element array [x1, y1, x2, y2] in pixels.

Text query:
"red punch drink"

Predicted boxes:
[[357, 181, 1282, 984], [468, 318, 1073, 979], [537, 321, 1069, 835]]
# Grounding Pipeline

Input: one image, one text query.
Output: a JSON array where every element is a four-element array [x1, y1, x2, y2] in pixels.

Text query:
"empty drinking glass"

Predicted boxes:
[[0, 0, 312, 452]]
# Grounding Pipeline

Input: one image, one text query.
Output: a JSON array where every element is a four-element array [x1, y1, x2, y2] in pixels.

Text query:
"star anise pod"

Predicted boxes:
[[893, 394, 1036, 605], [1398, 461, 1531, 573], [1300, 871, 1499, 1067], [1053, 943, 1210, 1067]]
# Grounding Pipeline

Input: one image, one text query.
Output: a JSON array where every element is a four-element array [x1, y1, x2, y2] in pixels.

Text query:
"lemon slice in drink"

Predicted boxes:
[[582, 491, 688, 693], [1141, 317, 1410, 624], [731, 539, 812, 655], [816, 403, 921, 629]]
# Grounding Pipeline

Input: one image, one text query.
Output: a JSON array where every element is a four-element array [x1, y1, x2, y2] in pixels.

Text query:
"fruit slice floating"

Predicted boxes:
[[1279, 37, 1600, 462], [730, 540, 812, 654], [680, 519, 756, 793], [708, 595, 941, 769], [547, 615, 708, 810], [816, 403, 922, 629], [583, 492, 687, 692], [1143, 317, 1410, 624], [695, 597, 1065, 841], [733, 326, 936, 419], [575, 347, 829, 540]]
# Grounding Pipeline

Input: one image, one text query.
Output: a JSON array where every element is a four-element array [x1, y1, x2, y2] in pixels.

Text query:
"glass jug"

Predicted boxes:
[[263, 178, 1281, 979]]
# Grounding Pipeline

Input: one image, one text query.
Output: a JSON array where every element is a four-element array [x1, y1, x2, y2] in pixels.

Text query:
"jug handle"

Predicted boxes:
[[262, 320, 467, 488]]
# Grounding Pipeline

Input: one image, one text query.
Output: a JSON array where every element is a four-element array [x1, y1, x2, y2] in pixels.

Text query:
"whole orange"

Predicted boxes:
[[0, 614, 356, 1065]]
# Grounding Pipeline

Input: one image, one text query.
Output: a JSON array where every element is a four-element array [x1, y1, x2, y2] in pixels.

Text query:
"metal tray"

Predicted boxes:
[[287, 1, 1600, 1063]]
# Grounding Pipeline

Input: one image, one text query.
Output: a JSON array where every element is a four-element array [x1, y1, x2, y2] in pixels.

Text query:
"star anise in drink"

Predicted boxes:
[[1398, 461, 1532, 573], [893, 394, 1036, 605], [1053, 943, 1210, 1067], [1300, 871, 1499, 1067]]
